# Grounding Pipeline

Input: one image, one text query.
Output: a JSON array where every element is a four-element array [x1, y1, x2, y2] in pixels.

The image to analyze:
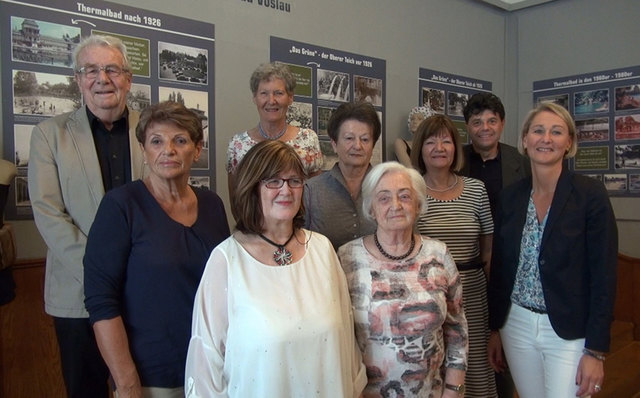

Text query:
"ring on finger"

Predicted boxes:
[[594, 384, 602, 392]]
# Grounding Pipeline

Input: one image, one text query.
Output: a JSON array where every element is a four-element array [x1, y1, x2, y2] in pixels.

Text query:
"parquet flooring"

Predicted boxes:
[[1, 264, 639, 398], [0, 264, 66, 398]]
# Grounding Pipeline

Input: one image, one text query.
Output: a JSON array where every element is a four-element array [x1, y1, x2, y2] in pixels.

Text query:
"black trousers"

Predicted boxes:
[[53, 317, 110, 398], [496, 368, 516, 398]]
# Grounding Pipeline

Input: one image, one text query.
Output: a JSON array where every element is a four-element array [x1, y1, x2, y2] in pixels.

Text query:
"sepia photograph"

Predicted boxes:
[[574, 89, 609, 115], [286, 101, 313, 130], [319, 138, 337, 171], [158, 41, 208, 85], [629, 174, 640, 191], [614, 144, 640, 169], [583, 174, 603, 182], [13, 124, 33, 169], [615, 85, 640, 111], [317, 69, 350, 102], [538, 93, 569, 110], [576, 117, 609, 142], [12, 70, 80, 116], [189, 176, 210, 191], [158, 86, 210, 169], [604, 174, 627, 191], [127, 83, 151, 112], [447, 91, 469, 117], [14, 176, 30, 207], [11, 17, 80, 68], [354, 75, 382, 106], [317, 106, 336, 136], [422, 87, 445, 114], [615, 114, 640, 141]]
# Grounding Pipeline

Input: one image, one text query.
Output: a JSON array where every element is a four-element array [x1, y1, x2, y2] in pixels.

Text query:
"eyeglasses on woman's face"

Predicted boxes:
[[262, 177, 304, 189]]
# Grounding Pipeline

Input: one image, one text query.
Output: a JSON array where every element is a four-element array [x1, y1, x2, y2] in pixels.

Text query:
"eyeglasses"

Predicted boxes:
[[76, 65, 129, 79], [262, 178, 304, 189]]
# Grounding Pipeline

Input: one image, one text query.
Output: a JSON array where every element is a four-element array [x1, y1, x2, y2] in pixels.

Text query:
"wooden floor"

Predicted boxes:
[[0, 264, 66, 398], [1, 264, 640, 398]]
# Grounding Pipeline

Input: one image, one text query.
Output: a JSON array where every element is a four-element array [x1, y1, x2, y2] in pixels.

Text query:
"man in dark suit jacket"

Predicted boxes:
[[461, 93, 530, 218], [460, 92, 528, 397]]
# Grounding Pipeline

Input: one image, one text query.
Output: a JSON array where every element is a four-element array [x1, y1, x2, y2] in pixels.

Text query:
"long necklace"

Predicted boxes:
[[258, 123, 287, 140], [258, 231, 295, 265], [425, 174, 459, 192], [374, 231, 416, 261]]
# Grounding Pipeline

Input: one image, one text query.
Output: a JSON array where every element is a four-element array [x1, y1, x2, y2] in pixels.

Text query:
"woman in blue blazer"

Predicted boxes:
[[487, 102, 617, 398]]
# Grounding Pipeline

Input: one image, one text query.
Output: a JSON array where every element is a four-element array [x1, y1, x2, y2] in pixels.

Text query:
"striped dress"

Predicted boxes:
[[416, 176, 497, 398]]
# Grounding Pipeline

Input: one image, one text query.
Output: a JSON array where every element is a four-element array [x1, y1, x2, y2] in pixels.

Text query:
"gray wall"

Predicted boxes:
[[2, 0, 639, 258], [511, 0, 640, 256]]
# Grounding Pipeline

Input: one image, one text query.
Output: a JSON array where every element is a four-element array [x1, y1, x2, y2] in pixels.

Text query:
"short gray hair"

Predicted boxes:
[[361, 161, 427, 223], [250, 62, 296, 96], [73, 35, 131, 72]]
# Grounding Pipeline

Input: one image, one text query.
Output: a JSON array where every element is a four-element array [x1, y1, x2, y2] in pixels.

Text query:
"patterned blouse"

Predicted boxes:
[[511, 191, 548, 311], [338, 236, 468, 398], [226, 128, 323, 175]]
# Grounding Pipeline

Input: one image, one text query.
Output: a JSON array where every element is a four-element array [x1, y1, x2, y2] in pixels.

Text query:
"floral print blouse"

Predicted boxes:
[[338, 236, 468, 398], [511, 191, 548, 311], [226, 128, 323, 175]]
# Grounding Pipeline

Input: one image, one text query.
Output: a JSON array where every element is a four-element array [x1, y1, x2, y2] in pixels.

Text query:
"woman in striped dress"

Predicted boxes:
[[412, 114, 497, 398]]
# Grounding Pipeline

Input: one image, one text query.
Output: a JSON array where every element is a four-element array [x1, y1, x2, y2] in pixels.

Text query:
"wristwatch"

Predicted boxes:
[[445, 382, 466, 394]]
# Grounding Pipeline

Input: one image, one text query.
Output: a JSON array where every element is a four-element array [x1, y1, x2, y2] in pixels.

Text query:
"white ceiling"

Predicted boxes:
[[477, 0, 558, 11]]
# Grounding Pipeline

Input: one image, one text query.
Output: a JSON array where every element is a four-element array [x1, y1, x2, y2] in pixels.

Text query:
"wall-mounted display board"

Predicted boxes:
[[0, 0, 215, 219], [418, 68, 492, 144], [270, 36, 386, 170], [533, 66, 640, 197]]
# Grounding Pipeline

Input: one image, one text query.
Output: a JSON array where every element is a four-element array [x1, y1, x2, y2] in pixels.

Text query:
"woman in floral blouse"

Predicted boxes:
[[338, 161, 468, 398], [226, 62, 323, 207]]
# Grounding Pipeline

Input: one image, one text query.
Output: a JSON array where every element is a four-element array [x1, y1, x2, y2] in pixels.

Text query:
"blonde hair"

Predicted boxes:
[[518, 102, 577, 158]]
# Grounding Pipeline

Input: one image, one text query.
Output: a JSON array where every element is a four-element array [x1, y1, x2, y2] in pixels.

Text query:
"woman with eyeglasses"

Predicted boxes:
[[185, 140, 366, 397]]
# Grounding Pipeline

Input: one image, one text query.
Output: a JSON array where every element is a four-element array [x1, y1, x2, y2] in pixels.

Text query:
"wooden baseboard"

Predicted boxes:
[[12, 258, 45, 269], [614, 253, 640, 340]]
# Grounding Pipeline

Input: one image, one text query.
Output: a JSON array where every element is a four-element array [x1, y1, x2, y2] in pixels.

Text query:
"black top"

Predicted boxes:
[[84, 180, 230, 387], [466, 146, 502, 217], [87, 107, 132, 191]]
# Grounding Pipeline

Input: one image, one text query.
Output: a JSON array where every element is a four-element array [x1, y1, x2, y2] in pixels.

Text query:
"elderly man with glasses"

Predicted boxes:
[[28, 34, 146, 398]]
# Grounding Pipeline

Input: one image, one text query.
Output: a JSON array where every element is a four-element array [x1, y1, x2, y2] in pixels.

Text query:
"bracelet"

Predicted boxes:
[[582, 348, 606, 361]]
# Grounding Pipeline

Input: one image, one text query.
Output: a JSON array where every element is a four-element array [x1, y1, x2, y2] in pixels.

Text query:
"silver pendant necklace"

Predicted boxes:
[[258, 231, 295, 265]]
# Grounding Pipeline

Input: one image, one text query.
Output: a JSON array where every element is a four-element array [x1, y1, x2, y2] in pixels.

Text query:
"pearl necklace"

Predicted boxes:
[[258, 123, 287, 140], [258, 231, 295, 265], [425, 174, 459, 192], [374, 232, 416, 261]]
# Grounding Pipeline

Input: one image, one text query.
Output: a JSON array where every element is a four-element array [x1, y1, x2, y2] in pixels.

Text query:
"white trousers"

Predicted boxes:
[[116, 386, 184, 398], [500, 303, 588, 398]]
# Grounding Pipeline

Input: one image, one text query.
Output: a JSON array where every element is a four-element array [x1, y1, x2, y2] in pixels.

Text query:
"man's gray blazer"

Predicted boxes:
[[28, 106, 146, 318]]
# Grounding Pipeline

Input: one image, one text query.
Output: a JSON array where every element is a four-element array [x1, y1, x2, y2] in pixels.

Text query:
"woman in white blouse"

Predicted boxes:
[[185, 140, 366, 397]]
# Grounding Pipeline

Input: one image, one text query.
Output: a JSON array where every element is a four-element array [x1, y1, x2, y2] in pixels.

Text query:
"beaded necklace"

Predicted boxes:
[[258, 123, 287, 140], [373, 232, 415, 261]]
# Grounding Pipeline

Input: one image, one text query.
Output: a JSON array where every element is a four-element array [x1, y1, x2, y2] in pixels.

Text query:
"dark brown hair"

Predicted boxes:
[[411, 114, 464, 174], [232, 140, 306, 233], [327, 102, 381, 143], [135, 101, 203, 145]]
